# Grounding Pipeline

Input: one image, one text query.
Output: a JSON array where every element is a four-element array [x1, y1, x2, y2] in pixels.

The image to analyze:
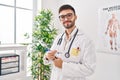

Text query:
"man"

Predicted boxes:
[[44, 4, 96, 80], [105, 13, 120, 50]]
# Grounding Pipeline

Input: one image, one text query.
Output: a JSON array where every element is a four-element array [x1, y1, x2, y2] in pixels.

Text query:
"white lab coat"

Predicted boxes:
[[44, 27, 96, 80]]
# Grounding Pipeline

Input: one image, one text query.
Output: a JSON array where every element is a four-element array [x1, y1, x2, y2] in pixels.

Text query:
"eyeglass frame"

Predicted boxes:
[[59, 13, 74, 21]]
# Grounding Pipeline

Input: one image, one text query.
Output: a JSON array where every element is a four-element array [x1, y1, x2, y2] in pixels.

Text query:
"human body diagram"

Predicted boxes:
[[105, 14, 120, 50]]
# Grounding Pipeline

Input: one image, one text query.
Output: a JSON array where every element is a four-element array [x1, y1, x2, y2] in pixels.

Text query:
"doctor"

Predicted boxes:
[[44, 4, 96, 80]]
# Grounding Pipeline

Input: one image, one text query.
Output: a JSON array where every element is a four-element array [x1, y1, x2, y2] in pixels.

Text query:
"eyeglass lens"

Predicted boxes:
[[59, 13, 73, 20]]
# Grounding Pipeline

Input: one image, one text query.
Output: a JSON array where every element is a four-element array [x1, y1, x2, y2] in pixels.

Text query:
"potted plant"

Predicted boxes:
[[28, 9, 57, 80]]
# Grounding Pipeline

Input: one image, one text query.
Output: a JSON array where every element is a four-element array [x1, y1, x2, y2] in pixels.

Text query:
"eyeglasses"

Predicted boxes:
[[59, 13, 73, 21]]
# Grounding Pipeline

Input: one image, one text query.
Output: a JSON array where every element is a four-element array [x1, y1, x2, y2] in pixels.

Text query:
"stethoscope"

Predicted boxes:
[[57, 29, 78, 58]]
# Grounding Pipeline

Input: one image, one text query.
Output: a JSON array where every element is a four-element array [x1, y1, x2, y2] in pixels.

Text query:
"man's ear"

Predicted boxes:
[[75, 15, 77, 20]]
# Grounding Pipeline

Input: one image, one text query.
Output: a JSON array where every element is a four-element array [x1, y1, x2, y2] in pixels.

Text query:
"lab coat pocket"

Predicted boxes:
[[69, 47, 82, 63], [70, 47, 80, 56]]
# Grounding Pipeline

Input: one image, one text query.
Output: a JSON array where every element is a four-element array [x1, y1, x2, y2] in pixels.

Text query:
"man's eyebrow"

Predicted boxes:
[[59, 13, 73, 16]]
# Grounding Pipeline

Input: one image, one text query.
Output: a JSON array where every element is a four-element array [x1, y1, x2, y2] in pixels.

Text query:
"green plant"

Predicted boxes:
[[29, 9, 57, 80]]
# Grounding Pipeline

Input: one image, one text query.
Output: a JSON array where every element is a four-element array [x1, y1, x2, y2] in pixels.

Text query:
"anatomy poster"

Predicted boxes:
[[98, 5, 120, 54]]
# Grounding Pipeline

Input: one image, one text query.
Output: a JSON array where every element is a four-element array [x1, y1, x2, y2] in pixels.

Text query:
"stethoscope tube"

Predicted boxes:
[[57, 33, 64, 45], [57, 29, 78, 58]]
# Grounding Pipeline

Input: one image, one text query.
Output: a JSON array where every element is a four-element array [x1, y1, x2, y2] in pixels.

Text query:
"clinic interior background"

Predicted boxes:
[[41, 0, 120, 80]]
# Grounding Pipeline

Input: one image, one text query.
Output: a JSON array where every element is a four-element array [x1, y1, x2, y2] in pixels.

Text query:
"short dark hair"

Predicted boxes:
[[59, 4, 76, 14]]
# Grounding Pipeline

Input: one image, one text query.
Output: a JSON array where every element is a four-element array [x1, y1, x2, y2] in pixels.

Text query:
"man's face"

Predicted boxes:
[[59, 9, 77, 29]]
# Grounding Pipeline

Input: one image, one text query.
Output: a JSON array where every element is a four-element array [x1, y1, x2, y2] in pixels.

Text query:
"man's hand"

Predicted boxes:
[[46, 50, 57, 60], [53, 57, 63, 68]]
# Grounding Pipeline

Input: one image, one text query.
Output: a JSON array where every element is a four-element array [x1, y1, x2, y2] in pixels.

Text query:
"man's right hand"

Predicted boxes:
[[45, 50, 57, 60]]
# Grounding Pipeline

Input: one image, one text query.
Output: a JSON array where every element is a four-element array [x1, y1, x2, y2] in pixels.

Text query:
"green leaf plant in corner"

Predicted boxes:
[[30, 9, 57, 80]]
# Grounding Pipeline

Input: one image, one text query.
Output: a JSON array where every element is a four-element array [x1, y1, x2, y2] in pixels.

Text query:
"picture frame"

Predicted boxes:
[[97, 5, 120, 54]]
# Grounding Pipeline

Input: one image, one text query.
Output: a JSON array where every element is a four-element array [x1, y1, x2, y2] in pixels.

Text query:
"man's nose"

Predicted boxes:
[[64, 17, 69, 21]]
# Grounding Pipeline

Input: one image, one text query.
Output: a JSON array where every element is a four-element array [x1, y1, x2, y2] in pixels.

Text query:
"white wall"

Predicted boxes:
[[41, 0, 120, 80], [41, 0, 64, 33]]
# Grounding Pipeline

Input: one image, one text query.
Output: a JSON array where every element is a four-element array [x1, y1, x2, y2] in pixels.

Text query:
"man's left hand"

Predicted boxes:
[[53, 57, 63, 68]]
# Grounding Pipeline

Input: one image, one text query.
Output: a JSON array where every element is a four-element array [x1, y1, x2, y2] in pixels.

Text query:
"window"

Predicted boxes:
[[0, 6, 14, 43], [0, 0, 33, 44], [0, 0, 41, 77]]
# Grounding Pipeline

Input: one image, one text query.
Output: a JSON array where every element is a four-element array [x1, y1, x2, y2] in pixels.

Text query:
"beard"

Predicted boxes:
[[63, 21, 75, 29]]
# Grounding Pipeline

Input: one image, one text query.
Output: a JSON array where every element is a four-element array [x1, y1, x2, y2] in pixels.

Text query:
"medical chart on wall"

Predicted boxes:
[[97, 5, 120, 54]]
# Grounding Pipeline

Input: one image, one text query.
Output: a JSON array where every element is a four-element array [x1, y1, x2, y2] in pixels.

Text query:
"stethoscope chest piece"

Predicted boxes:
[[65, 52, 70, 58]]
